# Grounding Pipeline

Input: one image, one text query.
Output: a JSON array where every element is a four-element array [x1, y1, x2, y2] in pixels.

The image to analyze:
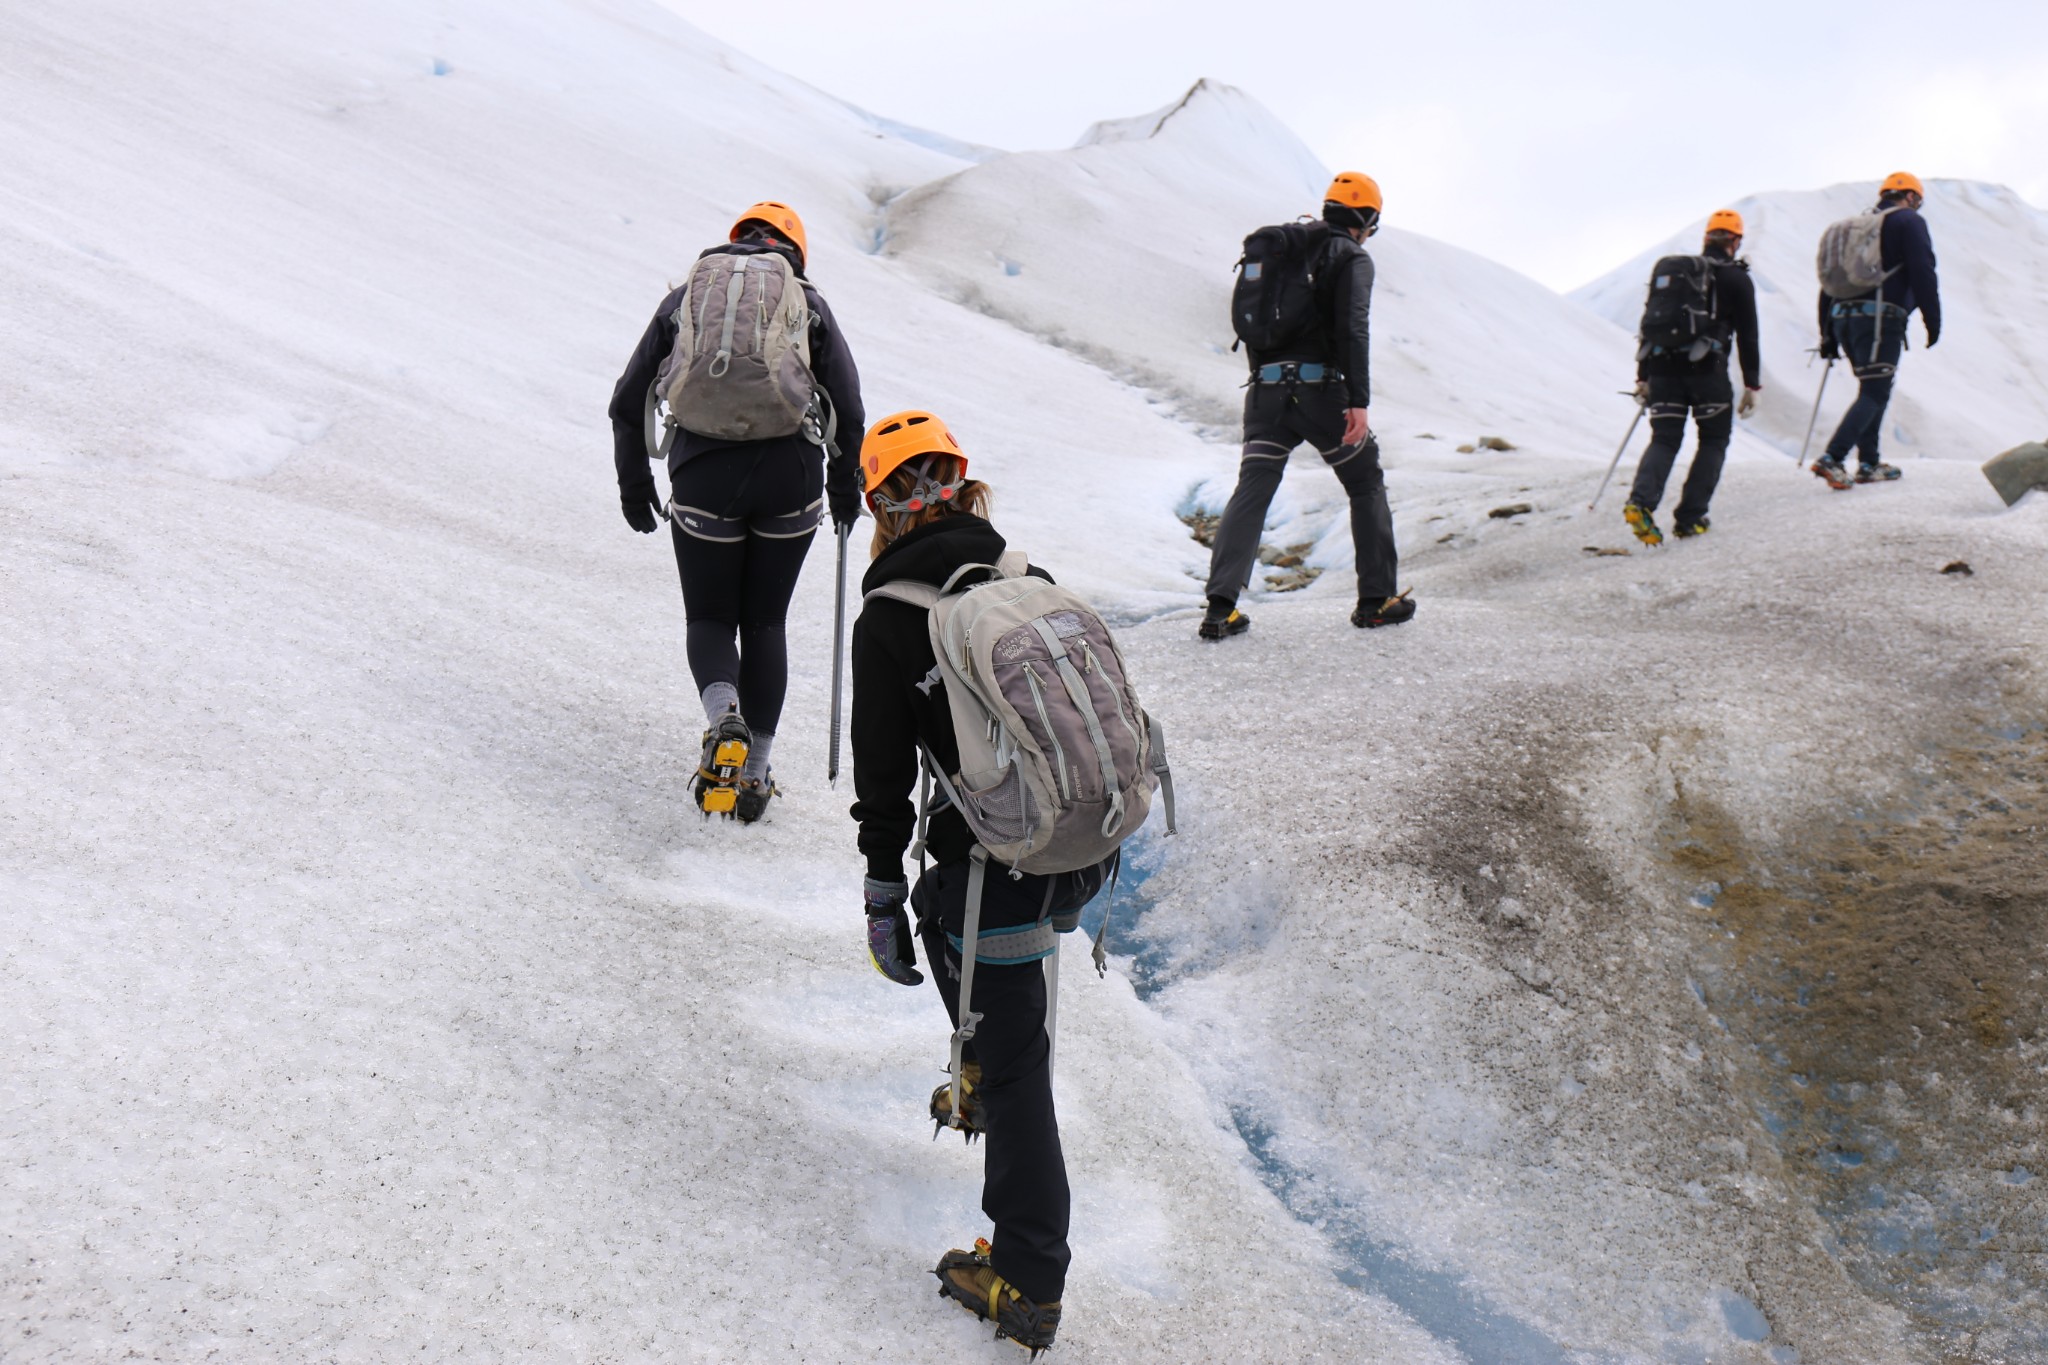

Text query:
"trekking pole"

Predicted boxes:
[[827, 523, 850, 786], [1587, 398, 1648, 512], [1798, 358, 1835, 468]]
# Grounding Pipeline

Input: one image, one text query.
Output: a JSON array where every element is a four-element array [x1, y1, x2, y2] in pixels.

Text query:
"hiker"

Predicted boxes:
[[1621, 208, 1762, 545], [849, 410, 1148, 1356], [1812, 172, 1941, 489], [607, 201, 864, 821], [1201, 171, 1410, 639]]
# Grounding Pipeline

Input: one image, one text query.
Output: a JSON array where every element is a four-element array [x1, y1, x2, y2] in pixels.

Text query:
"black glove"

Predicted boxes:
[[1818, 334, 1840, 362], [827, 452, 863, 534], [864, 878, 922, 986], [620, 480, 662, 534], [1924, 317, 1941, 349], [829, 488, 862, 535]]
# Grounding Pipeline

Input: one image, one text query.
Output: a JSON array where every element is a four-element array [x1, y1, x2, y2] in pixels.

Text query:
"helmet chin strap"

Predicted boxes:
[[870, 455, 966, 515]]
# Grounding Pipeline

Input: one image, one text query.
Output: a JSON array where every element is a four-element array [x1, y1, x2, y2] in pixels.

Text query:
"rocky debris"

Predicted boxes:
[[1477, 435, 1516, 451], [1264, 565, 1322, 592], [1982, 439, 2048, 507], [1582, 546, 1631, 557], [1489, 503, 1534, 519], [1941, 560, 1974, 576], [1257, 541, 1314, 567]]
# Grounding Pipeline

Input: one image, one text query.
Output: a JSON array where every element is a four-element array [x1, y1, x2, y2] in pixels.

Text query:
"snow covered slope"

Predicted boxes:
[[1575, 180, 2048, 465]]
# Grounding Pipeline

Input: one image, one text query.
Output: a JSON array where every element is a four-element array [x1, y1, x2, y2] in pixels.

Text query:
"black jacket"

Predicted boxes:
[[1639, 243, 1762, 389], [1249, 229, 1375, 409], [1815, 201, 1942, 339], [607, 240, 864, 505], [848, 516, 1051, 883]]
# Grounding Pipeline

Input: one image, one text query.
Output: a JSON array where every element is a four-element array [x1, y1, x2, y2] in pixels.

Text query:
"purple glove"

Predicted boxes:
[[864, 878, 922, 986]]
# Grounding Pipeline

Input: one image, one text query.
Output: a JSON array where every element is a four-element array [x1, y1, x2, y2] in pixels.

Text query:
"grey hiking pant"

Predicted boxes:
[[1203, 381, 1396, 606]]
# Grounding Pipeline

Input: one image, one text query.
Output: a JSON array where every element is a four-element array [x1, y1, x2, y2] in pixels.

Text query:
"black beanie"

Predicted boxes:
[[1323, 200, 1370, 232]]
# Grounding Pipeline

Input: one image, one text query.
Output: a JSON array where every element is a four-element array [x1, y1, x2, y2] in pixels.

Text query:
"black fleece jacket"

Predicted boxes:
[[1249, 229, 1375, 409], [1815, 201, 1942, 341], [607, 240, 865, 506], [1638, 243, 1762, 389], [848, 516, 1051, 884]]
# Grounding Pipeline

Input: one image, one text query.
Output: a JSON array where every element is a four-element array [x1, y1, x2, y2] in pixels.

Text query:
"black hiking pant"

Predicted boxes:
[[668, 440, 823, 739], [912, 859, 1076, 1306], [1204, 381, 1397, 607], [1628, 365, 1734, 526], [1824, 308, 1907, 468]]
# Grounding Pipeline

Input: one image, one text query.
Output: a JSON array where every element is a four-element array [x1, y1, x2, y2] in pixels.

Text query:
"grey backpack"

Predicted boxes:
[[867, 552, 1175, 880], [657, 248, 818, 443], [1816, 206, 1900, 300]]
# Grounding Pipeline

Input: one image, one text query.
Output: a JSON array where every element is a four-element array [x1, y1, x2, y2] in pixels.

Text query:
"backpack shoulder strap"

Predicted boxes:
[[862, 581, 941, 609]]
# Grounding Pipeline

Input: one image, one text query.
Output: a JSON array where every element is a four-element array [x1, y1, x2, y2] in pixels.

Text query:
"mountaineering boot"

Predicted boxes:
[[1197, 597, 1250, 641], [733, 775, 777, 824], [1812, 456, 1854, 491], [1856, 462, 1902, 483], [1673, 516, 1710, 539], [935, 1239, 1061, 1357], [1623, 501, 1663, 547], [1351, 590, 1416, 629], [693, 705, 751, 817], [930, 1061, 985, 1140]]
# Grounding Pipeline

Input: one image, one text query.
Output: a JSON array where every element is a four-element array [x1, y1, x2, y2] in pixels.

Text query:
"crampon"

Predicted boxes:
[[935, 1238, 1061, 1357], [693, 706, 751, 817], [930, 1062, 985, 1142]]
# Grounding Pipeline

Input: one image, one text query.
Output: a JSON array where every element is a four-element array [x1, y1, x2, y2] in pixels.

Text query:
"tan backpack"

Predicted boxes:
[[658, 249, 818, 443]]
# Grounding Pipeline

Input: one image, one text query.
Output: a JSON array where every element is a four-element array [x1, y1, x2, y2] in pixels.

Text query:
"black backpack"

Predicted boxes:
[[1638, 254, 1720, 353], [1231, 221, 1334, 353]]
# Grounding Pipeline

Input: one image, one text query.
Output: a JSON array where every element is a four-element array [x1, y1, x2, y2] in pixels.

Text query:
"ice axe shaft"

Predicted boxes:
[[1588, 402, 1648, 512], [1798, 358, 1835, 468], [828, 523, 850, 786]]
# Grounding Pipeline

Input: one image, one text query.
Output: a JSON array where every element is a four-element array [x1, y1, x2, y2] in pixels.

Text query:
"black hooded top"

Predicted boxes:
[[848, 515, 1052, 883]]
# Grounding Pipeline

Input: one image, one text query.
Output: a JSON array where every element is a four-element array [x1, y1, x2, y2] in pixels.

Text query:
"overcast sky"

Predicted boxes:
[[664, 0, 2048, 292]]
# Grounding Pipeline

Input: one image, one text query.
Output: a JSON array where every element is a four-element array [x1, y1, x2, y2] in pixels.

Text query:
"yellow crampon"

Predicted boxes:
[[929, 1062, 985, 1141], [934, 1238, 1061, 1357], [696, 736, 748, 816]]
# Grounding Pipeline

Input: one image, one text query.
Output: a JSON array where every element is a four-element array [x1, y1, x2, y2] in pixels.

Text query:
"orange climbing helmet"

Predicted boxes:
[[730, 200, 808, 266], [1705, 208, 1745, 237], [1881, 171, 1925, 198], [1326, 172, 1383, 213], [862, 411, 968, 509]]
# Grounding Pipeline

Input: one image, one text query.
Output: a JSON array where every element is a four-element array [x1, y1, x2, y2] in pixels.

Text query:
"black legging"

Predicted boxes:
[[669, 440, 823, 738]]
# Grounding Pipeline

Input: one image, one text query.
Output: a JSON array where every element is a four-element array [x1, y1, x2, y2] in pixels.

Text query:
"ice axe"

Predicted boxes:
[[1588, 393, 1648, 512], [1798, 356, 1835, 468], [828, 522, 850, 787]]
